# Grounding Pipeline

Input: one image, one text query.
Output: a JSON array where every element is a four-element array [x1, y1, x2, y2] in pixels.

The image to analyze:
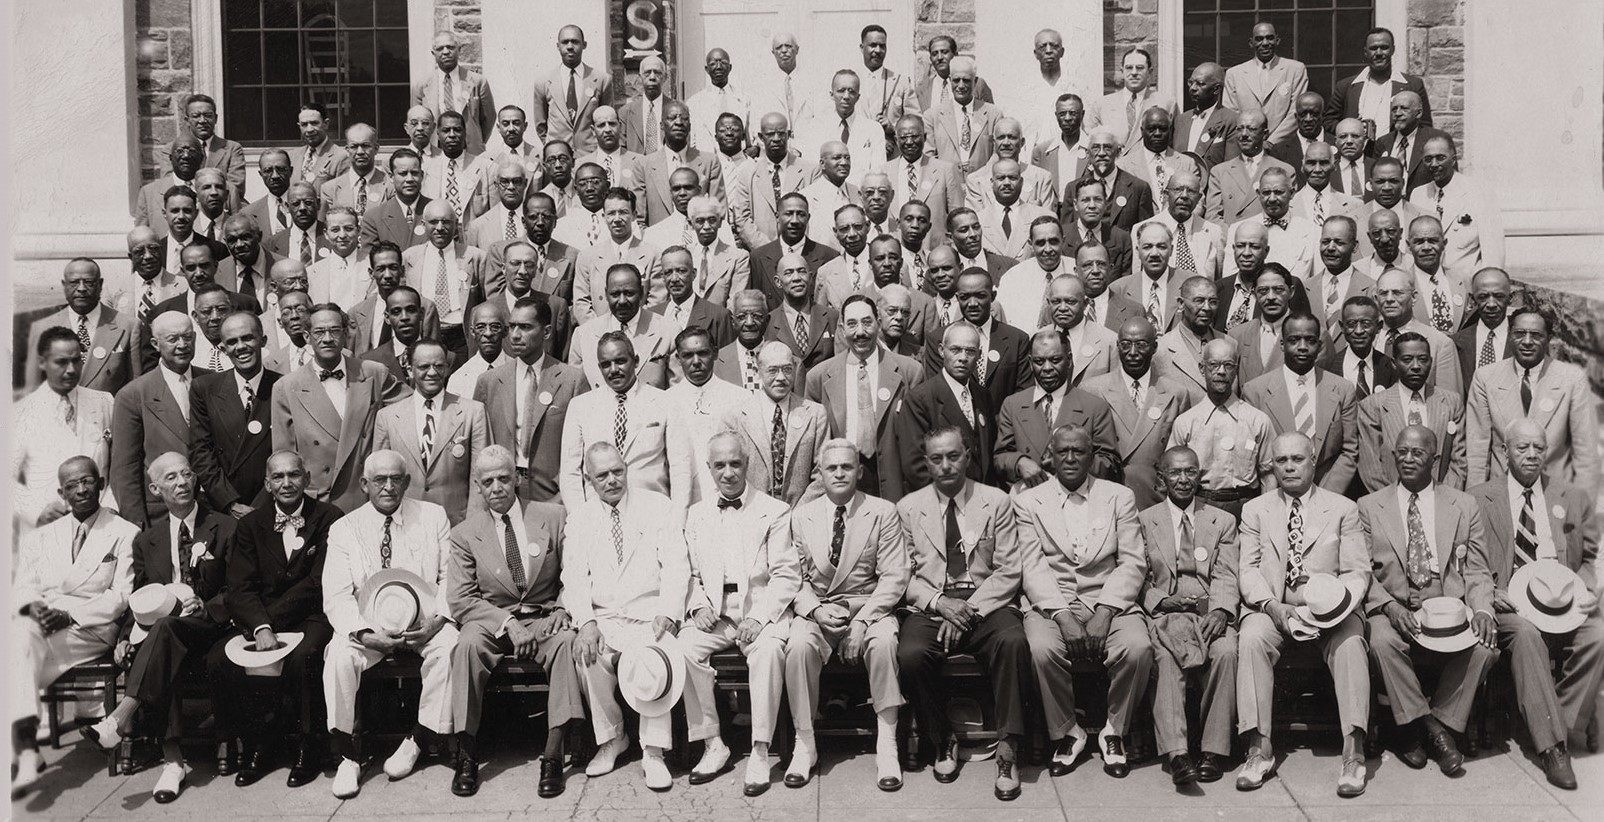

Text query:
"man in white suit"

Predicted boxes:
[[1225, 167, 1318, 282], [1290, 142, 1364, 228], [1409, 134, 1504, 281], [14, 328, 116, 534], [559, 332, 693, 508], [678, 433, 800, 795], [975, 160, 1050, 260], [10, 456, 137, 794], [563, 442, 692, 791], [1223, 23, 1309, 146]]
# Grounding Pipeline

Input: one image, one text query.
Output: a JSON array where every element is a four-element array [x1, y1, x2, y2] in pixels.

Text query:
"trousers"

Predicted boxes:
[[1022, 608, 1154, 739], [897, 608, 1030, 743], [324, 624, 459, 736], [784, 615, 902, 734]]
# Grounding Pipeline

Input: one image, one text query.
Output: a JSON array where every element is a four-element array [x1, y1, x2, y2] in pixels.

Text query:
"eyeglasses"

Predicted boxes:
[[471, 323, 507, 335], [367, 474, 409, 488]]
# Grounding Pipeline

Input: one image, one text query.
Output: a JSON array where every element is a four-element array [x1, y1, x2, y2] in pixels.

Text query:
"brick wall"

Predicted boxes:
[[912, 0, 976, 79], [1104, 0, 1158, 94], [1405, 0, 1464, 143]]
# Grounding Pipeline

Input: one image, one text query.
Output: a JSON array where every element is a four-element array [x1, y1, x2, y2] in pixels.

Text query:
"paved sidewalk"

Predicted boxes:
[[12, 729, 1600, 821]]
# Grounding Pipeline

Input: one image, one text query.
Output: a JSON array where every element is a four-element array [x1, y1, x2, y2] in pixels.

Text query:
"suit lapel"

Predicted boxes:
[[1149, 505, 1177, 583], [874, 357, 904, 431], [297, 368, 343, 440], [149, 371, 189, 441], [333, 357, 375, 470], [1434, 493, 1459, 574], [428, 395, 466, 467]]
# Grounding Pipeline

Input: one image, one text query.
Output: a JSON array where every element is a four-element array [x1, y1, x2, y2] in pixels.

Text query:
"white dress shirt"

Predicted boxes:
[[446, 351, 504, 398], [1472, 320, 1509, 369], [319, 365, 347, 421], [159, 364, 194, 422], [421, 242, 466, 323], [1354, 68, 1396, 137]]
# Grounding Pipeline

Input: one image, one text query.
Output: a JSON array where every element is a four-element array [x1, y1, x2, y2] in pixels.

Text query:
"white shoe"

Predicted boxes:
[[642, 748, 672, 792], [84, 717, 123, 751], [383, 736, 421, 780], [585, 735, 628, 778], [690, 740, 729, 783], [151, 761, 188, 804], [12, 749, 43, 796], [332, 758, 361, 799], [783, 745, 816, 788], [743, 753, 772, 795]]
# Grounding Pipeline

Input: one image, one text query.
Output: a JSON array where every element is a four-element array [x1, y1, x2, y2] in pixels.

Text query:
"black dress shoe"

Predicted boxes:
[[1197, 753, 1224, 783], [877, 774, 903, 792], [216, 739, 239, 776], [1540, 744, 1577, 790], [1170, 752, 1200, 786], [537, 755, 565, 798], [286, 740, 321, 788], [783, 769, 811, 788], [451, 755, 480, 797], [1398, 740, 1430, 770], [1425, 729, 1464, 776], [1101, 736, 1129, 778], [234, 747, 269, 787], [743, 780, 771, 797]]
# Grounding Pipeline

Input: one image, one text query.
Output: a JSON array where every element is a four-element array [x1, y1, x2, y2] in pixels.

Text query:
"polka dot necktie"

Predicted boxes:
[[1477, 330, 1497, 368], [75, 315, 91, 353]]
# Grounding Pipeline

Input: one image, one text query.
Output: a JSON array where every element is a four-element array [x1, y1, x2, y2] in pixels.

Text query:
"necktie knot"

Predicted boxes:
[[319, 368, 345, 381], [274, 511, 305, 532], [1264, 215, 1288, 229], [717, 496, 743, 510]]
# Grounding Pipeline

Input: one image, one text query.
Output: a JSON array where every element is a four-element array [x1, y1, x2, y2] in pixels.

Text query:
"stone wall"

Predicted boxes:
[[912, 0, 976, 79], [435, 0, 486, 72], [1405, 0, 1464, 143], [1104, 0, 1158, 94]]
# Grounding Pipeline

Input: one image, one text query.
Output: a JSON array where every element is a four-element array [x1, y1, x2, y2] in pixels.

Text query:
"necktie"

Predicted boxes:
[[1264, 215, 1288, 229], [176, 373, 191, 421], [1408, 391, 1424, 425], [208, 346, 223, 372], [1145, 281, 1160, 324], [319, 367, 345, 381], [445, 157, 460, 214], [1405, 493, 1433, 588], [975, 341, 989, 385], [743, 347, 760, 391], [910, 252, 926, 291], [240, 266, 256, 297], [1395, 133, 1409, 164], [614, 391, 628, 451], [1285, 496, 1306, 588], [177, 520, 195, 587], [851, 257, 863, 290], [717, 496, 743, 510], [421, 397, 436, 465], [855, 361, 875, 455], [62, 393, 76, 430], [609, 506, 625, 563], [1001, 205, 1012, 238], [1347, 162, 1362, 195], [784, 75, 794, 124], [379, 515, 393, 568], [1293, 375, 1314, 435], [302, 147, 316, 182], [1130, 377, 1142, 407], [442, 69, 455, 112], [1172, 225, 1197, 274], [243, 383, 257, 420], [75, 315, 91, 353], [1478, 328, 1498, 368], [1177, 511, 1197, 576], [519, 364, 540, 458], [139, 281, 157, 323], [434, 250, 452, 309], [273, 511, 304, 532], [71, 523, 87, 563], [1355, 359, 1370, 398], [1125, 92, 1137, 134], [1038, 393, 1055, 426], [275, 198, 290, 231], [1325, 272, 1340, 314], [771, 162, 783, 211], [356, 178, 368, 216], [939, 78, 949, 107], [1429, 274, 1452, 332], [830, 504, 846, 566], [1386, 326, 1400, 353], [1434, 185, 1445, 221], [299, 231, 312, 266], [793, 310, 808, 345], [682, 220, 696, 251], [505, 209, 517, 240], [906, 162, 918, 199], [960, 106, 972, 153], [646, 101, 660, 152], [841, 118, 851, 144], [1085, 298, 1098, 324], [1228, 287, 1252, 328], [1514, 488, 1539, 567], [958, 385, 975, 427], [1521, 368, 1533, 414], [944, 498, 965, 586], [771, 403, 787, 497], [566, 69, 579, 112], [602, 153, 614, 182], [502, 513, 527, 591], [587, 212, 602, 245], [699, 244, 712, 293]]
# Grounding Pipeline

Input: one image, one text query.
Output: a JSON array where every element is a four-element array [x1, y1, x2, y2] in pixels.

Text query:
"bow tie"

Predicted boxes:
[[717, 496, 743, 510], [318, 368, 345, 381], [1263, 215, 1288, 229], [274, 512, 305, 532]]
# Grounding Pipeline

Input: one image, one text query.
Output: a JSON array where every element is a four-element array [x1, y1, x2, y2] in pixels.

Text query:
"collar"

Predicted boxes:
[[1167, 497, 1196, 523], [414, 389, 445, 415], [941, 369, 971, 400], [233, 368, 264, 393], [1278, 487, 1310, 507], [934, 480, 974, 511], [1507, 474, 1545, 502], [1282, 365, 1316, 387], [1031, 382, 1066, 406], [848, 345, 881, 371], [1051, 475, 1094, 502], [169, 506, 199, 533], [274, 498, 306, 520]]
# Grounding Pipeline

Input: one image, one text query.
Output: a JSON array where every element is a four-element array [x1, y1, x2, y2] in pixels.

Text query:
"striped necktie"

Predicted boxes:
[[1292, 375, 1314, 435], [1513, 488, 1539, 567]]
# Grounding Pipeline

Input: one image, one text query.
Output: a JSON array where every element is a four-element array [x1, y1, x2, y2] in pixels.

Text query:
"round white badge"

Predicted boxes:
[[1447, 419, 1459, 434], [414, 224, 426, 236], [538, 391, 553, 406], [1200, 132, 1213, 144], [1455, 543, 1467, 561], [1147, 406, 1162, 421], [1116, 195, 1129, 207], [1193, 546, 1208, 563], [452, 443, 466, 459], [1541, 397, 1557, 413], [1220, 436, 1236, 451], [92, 346, 107, 360], [317, 246, 329, 258], [975, 414, 985, 427], [1553, 504, 1567, 520], [1453, 293, 1463, 306], [987, 349, 1001, 362], [790, 415, 803, 429], [247, 420, 264, 435], [877, 387, 891, 402]]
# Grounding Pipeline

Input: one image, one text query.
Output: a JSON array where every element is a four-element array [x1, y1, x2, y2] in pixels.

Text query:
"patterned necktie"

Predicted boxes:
[[71, 523, 87, 563], [1405, 493, 1433, 588], [380, 515, 393, 569], [1285, 496, 1306, 588], [945, 498, 965, 586], [614, 391, 628, 451], [975, 340, 989, 384], [1177, 512, 1197, 576], [587, 212, 602, 246], [1477, 328, 1498, 368], [1038, 393, 1055, 426], [906, 163, 918, 199], [62, 393, 77, 430], [1293, 375, 1315, 435], [699, 244, 712, 293], [1355, 359, 1370, 398], [1311, 189, 1325, 225], [771, 403, 787, 497], [442, 70, 455, 112], [1408, 391, 1424, 426], [434, 250, 452, 309], [299, 231, 312, 266], [356, 178, 368, 217], [609, 506, 625, 563], [566, 69, 579, 112], [1429, 274, 1452, 332], [1145, 281, 1161, 325], [960, 106, 972, 153], [646, 101, 660, 152], [771, 162, 783, 211], [1172, 225, 1197, 274], [854, 361, 875, 455], [1395, 133, 1409, 164], [743, 347, 760, 391], [793, 310, 808, 345], [958, 385, 975, 428], [784, 76, 794, 124], [1085, 297, 1097, 324], [445, 157, 460, 214], [851, 257, 863, 290], [421, 397, 436, 465], [1514, 488, 1539, 567], [276, 198, 290, 231], [1325, 272, 1341, 314], [177, 520, 196, 588], [1130, 377, 1142, 407], [243, 383, 256, 420], [140, 281, 157, 323], [1125, 92, 1137, 135], [1264, 215, 1288, 229], [940, 78, 949, 107], [505, 209, 517, 240], [502, 513, 527, 591], [75, 315, 91, 353], [1520, 368, 1533, 414], [302, 147, 316, 182], [1386, 326, 1400, 354], [1434, 185, 1445, 221], [208, 346, 223, 372], [830, 504, 846, 566], [1228, 287, 1252, 328]]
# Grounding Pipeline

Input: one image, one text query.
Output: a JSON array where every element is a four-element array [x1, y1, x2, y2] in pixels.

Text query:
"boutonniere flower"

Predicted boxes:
[[1457, 214, 1473, 225], [103, 428, 113, 441]]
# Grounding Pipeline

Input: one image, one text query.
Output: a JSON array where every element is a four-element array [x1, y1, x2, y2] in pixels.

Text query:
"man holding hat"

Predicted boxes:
[[1468, 419, 1602, 789], [1358, 425, 1496, 779], [563, 441, 692, 792], [1236, 432, 1371, 796], [322, 450, 458, 798], [446, 445, 581, 799], [84, 452, 236, 803]]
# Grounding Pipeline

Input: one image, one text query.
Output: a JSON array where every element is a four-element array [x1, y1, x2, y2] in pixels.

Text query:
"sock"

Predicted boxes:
[[455, 732, 476, 759], [332, 729, 359, 762], [13, 718, 40, 753], [751, 741, 769, 759], [875, 708, 898, 756]]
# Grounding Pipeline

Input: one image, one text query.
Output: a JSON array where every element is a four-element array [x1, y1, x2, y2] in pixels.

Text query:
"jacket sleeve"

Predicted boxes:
[[969, 498, 1023, 617], [1096, 489, 1148, 613], [1465, 372, 1493, 487], [858, 506, 911, 624], [1012, 495, 1070, 612], [189, 383, 242, 509], [1322, 383, 1359, 492], [320, 518, 367, 636], [1336, 501, 1372, 605], [1356, 395, 1386, 493], [899, 503, 939, 609], [1461, 503, 1493, 614], [110, 384, 149, 527], [655, 501, 693, 621], [560, 509, 597, 626], [1208, 514, 1242, 619], [684, 510, 715, 617], [1568, 375, 1600, 489], [225, 520, 270, 633], [1443, 395, 1468, 490], [1238, 502, 1274, 609], [755, 509, 800, 625]]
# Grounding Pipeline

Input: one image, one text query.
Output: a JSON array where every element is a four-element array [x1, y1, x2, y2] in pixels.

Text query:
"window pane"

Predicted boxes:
[[346, 31, 376, 84], [1334, 9, 1372, 59], [1297, 12, 1333, 66], [1219, 0, 1255, 10], [262, 31, 300, 85], [226, 87, 264, 143], [338, 0, 375, 28], [377, 86, 410, 142], [229, 0, 261, 29], [374, 1, 407, 27], [302, 0, 338, 29], [261, 0, 298, 29], [226, 31, 263, 85], [263, 87, 302, 142], [376, 29, 409, 81]]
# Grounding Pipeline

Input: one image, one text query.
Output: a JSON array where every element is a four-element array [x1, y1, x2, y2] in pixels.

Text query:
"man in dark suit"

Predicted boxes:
[[995, 327, 1120, 490], [1076, 244, 1144, 334], [238, 149, 295, 238], [1173, 63, 1239, 171], [1317, 294, 1398, 400], [749, 193, 839, 309], [651, 246, 735, 348], [264, 182, 331, 263], [1241, 312, 1361, 492], [212, 451, 343, 787], [713, 289, 771, 391], [474, 298, 590, 503], [618, 55, 674, 155], [215, 215, 277, 309], [1265, 92, 1332, 169], [898, 322, 996, 491], [1329, 118, 1376, 199], [636, 101, 724, 226], [1061, 177, 1133, 277], [1214, 232, 1310, 333], [1323, 27, 1432, 137], [112, 311, 214, 529], [81, 452, 235, 802], [346, 242, 443, 358], [1203, 111, 1291, 226], [946, 208, 1017, 282], [358, 148, 431, 250], [763, 251, 837, 376], [358, 286, 449, 386], [1082, 317, 1191, 507], [191, 312, 279, 517], [1454, 267, 1516, 391], [486, 191, 578, 304], [147, 247, 262, 372], [1369, 92, 1446, 195], [1079, 129, 1154, 232], [922, 269, 1032, 413]]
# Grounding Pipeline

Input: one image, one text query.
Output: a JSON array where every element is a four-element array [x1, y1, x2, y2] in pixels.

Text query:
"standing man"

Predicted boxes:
[[291, 103, 352, 190], [447, 301, 509, 398], [1241, 312, 1361, 492], [571, 188, 662, 325], [1225, 167, 1317, 282], [1079, 130, 1154, 232], [475, 298, 589, 503], [1410, 135, 1505, 280], [349, 242, 443, 358], [13, 328, 116, 534], [531, 25, 612, 155], [1205, 111, 1289, 226], [359, 148, 432, 250], [1083, 317, 1193, 508], [993, 327, 1120, 492], [111, 312, 207, 529], [729, 113, 816, 251], [1222, 23, 1308, 145], [570, 264, 676, 388], [483, 105, 541, 167], [424, 111, 493, 226], [24, 259, 140, 395], [466, 159, 531, 253], [898, 323, 996, 491], [923, 57, 1001, 175], [1305, 216, 1374, 339], [1266, 92, 1331, 168], [153, 93, 246, 203], [763, 251, 838, 375], [1291, 142, 1364, 228], [375, 339, 491, 525], [1133, 172, 1225, 283], [883, 115, 965, 248], [663, 326, 747, 503], [1152, 276, 1221, 402], [1407, 216, 1468, 334], [1226, 265, 1296, 386], [917, 34, 995, 112], [1372, 92, 1445, 194], [414, 32, 495, 154], [1110, 222, 1182, 331], [1372, 269, 1462, 396], [190, 312, 279, 517], [922, 269, 1033, 413], [1032, 94, 1091, 202], [805, 70, 886, 187], [320, 124, 391, 218], [747, 193, 837, 309], [1061, 177, 1134, 277], [1167, 338, 1274, 519], [1174, 63, 1239, 171], [639, 102, 726, 225], [1326, 27, 1431, 139], [1319, 295, 1398, 401], [1455, 267, 1516, 385], [688, 49, 750, 153], [239, 150, 296, 238], [1087, 48, 1177, 151], [404, 201, 495, 355], [1357, 332, 1467, 493], [858, 25, 918, 151]]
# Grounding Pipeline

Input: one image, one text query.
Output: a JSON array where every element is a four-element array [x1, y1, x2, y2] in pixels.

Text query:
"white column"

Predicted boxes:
[[481, 0, 611, 127]]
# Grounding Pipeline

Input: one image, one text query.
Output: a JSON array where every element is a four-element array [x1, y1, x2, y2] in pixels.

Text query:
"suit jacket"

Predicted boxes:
[[558, 381, 693, 508], [1356, 386, 1467, 492], [239, 192, 292, 239], [1131, 213, 1226, 282], [764, 302, 838, 375], [720, 393, 829, 507], [1330, 156, 1377, 198], [14, 507, 137, 630], [111, 366, 209, 528], [791, 492, 910, 623], [1152, 327, 1218, 403], [639, 146, 726, 226], [1469, 478, 1598, 596], [486, 237, 579, 304], [881, 155, 966, 247], [1013, 477, 1145, 614], [1205, 154, 1293, 225], [265, 224, 333, 262], [920, 319, 1032, 413], [572, 238, 663, 325], [1084, 169, 1155, 232], [1109, 272, 1184, 332], [1372, 125, 1449, 194], [12, 385, 116, 528], [25, 306, 139, 395], [1238, 485, 1368, 610], [322, 499, 451, 636], [401, 242, 496, 324], [568, 311, 674, 390], [898, 373, 997, 491], [1316, 346, 1398, 396], [1096, 291, 1146, 335], [1359, 483, 1488, 615], [146, 291, 261, 374], [965, 161, 1058, 213], [1342, 319, 1461, 397], [319, 168, 393, 217], [683, 238, 749, 310], [1242, 369, 1360, 492], [619, 94, 674, 155], [1265, 132, 1332, 170], [923, 100, 1002, 173], [131, 507, 234, 624], [1454, 323, 1515, 391], [1082, 372, 1192, 509], [190, 368, 280, 511], [1172, 105, 1242, 170], [561, 490, 691, 624], [448, 501, 566, 630], [346, 292, 442, 358], [224, 496, 341, 632], [898, 481, 1021, 617], [152, 134, 248, 203], [476, 355, 588, 504], [1138, 501, 1241, 617], [413, 67, 497, 153], [1227, 318, 1285, 386], [1410, 266, 1470, 332], [1304, 265, 1378, 341], [1087, 88, 1180, 150], [216, 248, 278, 307], [531, 62, 613, 156], [684, 489, 799, 626], [749, 238, 839, 309], [290, 138, 352, 190], [359, 342, 460, 386], [1324, 70, 1432, 136], [1290, 185, 1365, 227], [1215, 271, 1316, 333], [977, 200, 1049, 259], [358, 195, 432, 250], [1222, 56, 1309, 145], [270, 356, 401, 512], [993, 384, 1121, 487], [374, 392, 490, 525], [728, 153, 817, 250], [651, 296, 735, 349], [1466, 358, 1600, 488], [1060, 219, 1135, 281], [804, 349, 924, 501]]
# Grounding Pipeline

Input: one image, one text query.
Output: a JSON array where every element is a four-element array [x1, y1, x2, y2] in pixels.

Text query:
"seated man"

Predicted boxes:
[[1015, 424, 1152, 779], [1236, 433, 1371, 796], [1360, 425, 1496, 779], [322, 451, 457, 798], [10, 456, 137, 795], [679, 433, 799, 795], [564, 442, 691, 792], [784, 439, 911, 790], [1139, 445, 1240, 786], [896, 427, 1032, 799], [1468, 420, 1603, 790], [447, 445, 581, 798]]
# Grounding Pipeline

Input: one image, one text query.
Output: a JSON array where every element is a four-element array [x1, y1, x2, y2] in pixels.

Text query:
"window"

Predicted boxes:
[[1182, 0, 1375, 110], [222, 0, 411, 146]]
